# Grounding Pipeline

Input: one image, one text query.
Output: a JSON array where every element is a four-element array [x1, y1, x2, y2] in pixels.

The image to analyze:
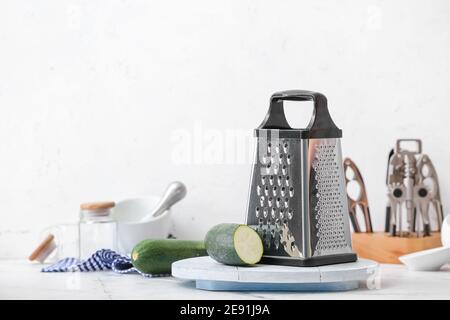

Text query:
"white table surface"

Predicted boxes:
[[1, 260, 449, 300]]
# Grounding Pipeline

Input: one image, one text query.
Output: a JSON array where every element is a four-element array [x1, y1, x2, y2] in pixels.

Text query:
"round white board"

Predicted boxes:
[[172, 256, 379, 291]]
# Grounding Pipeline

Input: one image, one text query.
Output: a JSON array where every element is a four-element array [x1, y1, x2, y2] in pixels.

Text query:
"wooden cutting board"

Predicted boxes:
[[172, 256, 378, 291]]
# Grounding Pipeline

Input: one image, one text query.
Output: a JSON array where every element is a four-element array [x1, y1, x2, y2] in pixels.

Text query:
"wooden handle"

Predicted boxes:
[[28, 234, 55, 261]]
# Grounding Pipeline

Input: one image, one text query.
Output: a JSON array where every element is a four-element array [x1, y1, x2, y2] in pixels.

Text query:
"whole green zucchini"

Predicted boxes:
[[131, 239, 207, 274]]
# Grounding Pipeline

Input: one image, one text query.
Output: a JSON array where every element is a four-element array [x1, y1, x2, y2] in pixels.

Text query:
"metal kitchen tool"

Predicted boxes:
[[385, 139, 443, 237], [245, 90, 357, 267], [140, 181, 187, 222], [416, 154, 444, 230], [343, 158, 373, 233]]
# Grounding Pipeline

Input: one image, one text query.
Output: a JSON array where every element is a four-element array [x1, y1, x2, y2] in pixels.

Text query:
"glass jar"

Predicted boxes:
[[78, 201, 117, 259], [38, 223, 79, 262]]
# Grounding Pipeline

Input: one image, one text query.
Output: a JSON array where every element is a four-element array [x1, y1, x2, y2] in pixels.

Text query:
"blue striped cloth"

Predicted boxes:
[[41, 249, 168, 277]]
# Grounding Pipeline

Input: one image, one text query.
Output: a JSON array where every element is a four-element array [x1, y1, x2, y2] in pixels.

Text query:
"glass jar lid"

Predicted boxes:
[[80, 201, 115, 218], [80, 201, 115, 211]]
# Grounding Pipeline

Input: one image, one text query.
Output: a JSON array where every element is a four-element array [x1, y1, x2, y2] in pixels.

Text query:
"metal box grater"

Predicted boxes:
[[245, 90, 357, 267]]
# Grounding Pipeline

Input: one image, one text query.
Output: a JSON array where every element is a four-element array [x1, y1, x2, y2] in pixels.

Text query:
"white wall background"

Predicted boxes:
[[1, 0, 449, 258]]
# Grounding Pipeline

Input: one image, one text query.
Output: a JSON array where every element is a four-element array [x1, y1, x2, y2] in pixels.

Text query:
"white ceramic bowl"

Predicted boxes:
[[399, 246, 450, 271], [114, 196, 171, 254], [441, 214, 450, 247]]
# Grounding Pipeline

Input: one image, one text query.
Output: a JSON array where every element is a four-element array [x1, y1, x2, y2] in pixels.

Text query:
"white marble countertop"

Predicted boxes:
[[1, 260, 449, 300]]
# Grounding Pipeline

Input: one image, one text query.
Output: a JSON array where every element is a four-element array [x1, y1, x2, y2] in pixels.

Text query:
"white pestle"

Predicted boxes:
[[139, 181, 187, 222]]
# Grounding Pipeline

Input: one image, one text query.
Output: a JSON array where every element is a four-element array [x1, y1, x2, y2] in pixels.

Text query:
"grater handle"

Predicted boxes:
[[260, 90, 342, 138]]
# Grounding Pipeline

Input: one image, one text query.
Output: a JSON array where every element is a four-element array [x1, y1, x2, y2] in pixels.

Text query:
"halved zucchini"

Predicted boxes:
[[205, 223, 263, 265]]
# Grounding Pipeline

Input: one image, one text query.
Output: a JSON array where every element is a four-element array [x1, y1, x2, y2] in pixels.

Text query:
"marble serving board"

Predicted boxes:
[[172, 256, 379, 291]]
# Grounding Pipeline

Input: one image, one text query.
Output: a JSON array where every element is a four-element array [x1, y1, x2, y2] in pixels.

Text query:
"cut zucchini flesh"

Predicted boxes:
[[234, 225, 264, 264]]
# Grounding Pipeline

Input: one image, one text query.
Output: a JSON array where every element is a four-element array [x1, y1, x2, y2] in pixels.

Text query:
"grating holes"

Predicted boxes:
[[271, 208, 277, 219], [261, 176, 266, 185], [259, 196, 265, 206], [288, 209, 293, 220], [312, 141, 347, 252], [274, 233, 280, 250], [265, 234, 271, 248], [278, 176, 283, 186], [276, 197, 281, 208], [289, 187, 294, 197], [290, 241, 297, 252], [273, 164, 279, 174]]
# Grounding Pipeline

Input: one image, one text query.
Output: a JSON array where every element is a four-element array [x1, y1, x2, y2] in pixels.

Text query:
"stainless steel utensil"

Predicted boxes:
[[140, 181, 187, 222], [343, 158, 373, 233], [385, 139, 443, 237], [245, 90, 356, 267], [416, 154, 444, 231]]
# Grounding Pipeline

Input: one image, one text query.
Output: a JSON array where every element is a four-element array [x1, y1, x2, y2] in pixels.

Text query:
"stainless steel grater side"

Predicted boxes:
[[245, 90, 357, 267]]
